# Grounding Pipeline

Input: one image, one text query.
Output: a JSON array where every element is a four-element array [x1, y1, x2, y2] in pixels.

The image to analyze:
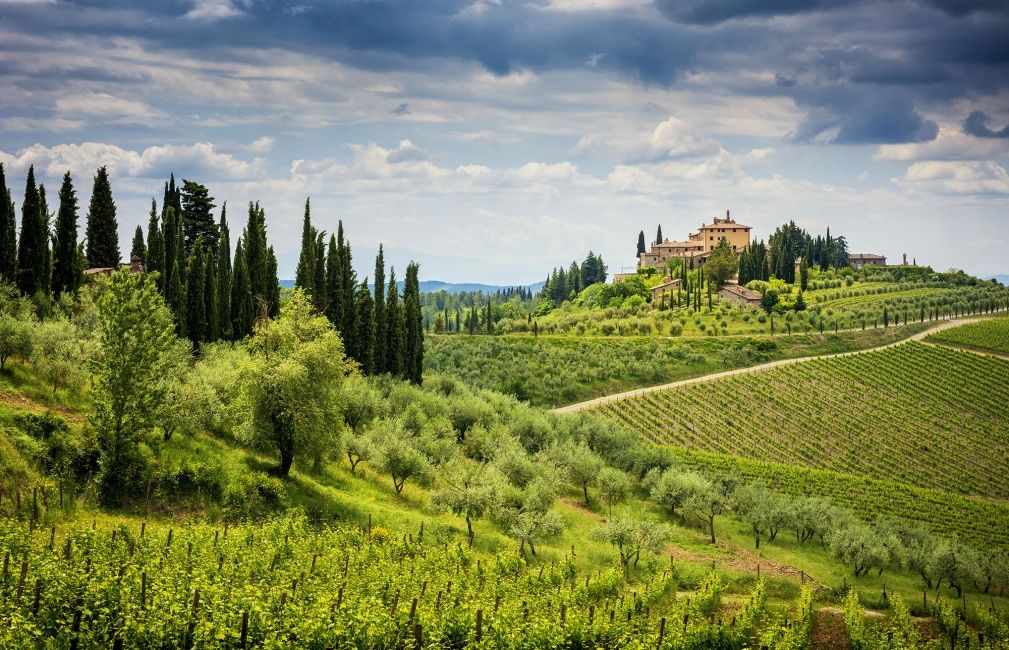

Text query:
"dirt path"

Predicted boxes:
[[665, 539, 826, 587], [0, 388, 82, 422], [554, 314, 1000, 414]]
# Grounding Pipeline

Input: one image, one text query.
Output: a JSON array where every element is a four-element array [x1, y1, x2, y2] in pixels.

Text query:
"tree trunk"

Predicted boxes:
[[708, 514, 716, 544], [466, 515, 474, 548], [582, 484, 590, 506], [279, 450, 293, 477], [528, 540, 536, 556], [347, 452, 361, 473]]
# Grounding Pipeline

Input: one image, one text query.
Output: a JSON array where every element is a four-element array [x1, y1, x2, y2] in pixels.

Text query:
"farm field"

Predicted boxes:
[[589, 342, 1009, 500], [425, 323, 929, 407], [926, 315, 1009, 356]]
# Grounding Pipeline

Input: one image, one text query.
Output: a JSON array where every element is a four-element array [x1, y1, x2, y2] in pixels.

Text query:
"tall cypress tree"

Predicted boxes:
[[245, 202, 268, 318], [313, 232, 327, 313], [163, 205, 179, 298], [38, 184, 52, 293], [353, 279, 375, 374], [656, 225, 663, 245], [403, 262, 423, 384], [16, 165, 46, 296], [230, 238, 253, 339], [636, 230, 645, 259], [385, 267, 404, 377], [130, 226, 146, 263], [52, 171, 80, 297], [186, 240, 207, 344], [204, 248, 219, 342], [216, 204, 232, 341], [168, 258, 186, 338], [146, 200, 164, 289], [0, 164, 16, 283], [266, 246, 280, 319], [373, 245, 387, 373], [85, 166, 119, 268], [338, 223, 356, 339], [180, 180, 217, 255], [325, 234, 341, 326], [294, 198, 315, 296]]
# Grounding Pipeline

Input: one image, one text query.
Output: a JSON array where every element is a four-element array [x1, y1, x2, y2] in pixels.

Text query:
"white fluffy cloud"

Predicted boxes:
[[898, 161, 1009, 195]]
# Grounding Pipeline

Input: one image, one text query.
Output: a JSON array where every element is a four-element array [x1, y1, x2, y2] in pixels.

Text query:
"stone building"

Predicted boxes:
[[717, 283, 763, 308], [638, 211, 751, 270], [849, 253, 886, 270]]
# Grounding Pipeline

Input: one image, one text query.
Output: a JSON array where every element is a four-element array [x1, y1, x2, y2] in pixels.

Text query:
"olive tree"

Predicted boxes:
[[592, 514, 670, 580], [545, 441, 602, 505], [372, 428, 434, 495], [644, 467, 704, 520], [0, 313, 33, 371], [682, 472, 725, 544], [430, 460, 501, 547], [239, 290, 352, 476], [597, 466, 631, 516], [342, 374, 384, 473]]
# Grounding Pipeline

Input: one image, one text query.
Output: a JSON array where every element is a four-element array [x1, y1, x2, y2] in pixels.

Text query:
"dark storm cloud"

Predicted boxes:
[[1, 0, 1006, 146], [963, 111, 1009, 139]]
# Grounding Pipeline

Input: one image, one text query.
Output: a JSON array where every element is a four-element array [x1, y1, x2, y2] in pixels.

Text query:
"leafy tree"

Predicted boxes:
[[705, 237, 737, 288], [16, 166, 49, 296], [597, 466, 631, 516], [180, 180, 217, 255], [547, 441, 602, 505], [683, 473, 725, 544], [52, 172, 81, 297], [238, 290, 351, 476], [373, 427, 434, 495], [643, 467, 701, 520], [85, 166, 119, 269], [761, 289, 779, 314], [592, 515, 669, 580], [794, 291, 806, 311], [403, 262, 423, 384], [341, 374, 383, 473], [0, 312, 33, 370], [91, 270, 181, 505], [431, 461, 501, 547], [828, 523, 892, 578], [31, 317, 90, 395], [0, 164, 16, 283]]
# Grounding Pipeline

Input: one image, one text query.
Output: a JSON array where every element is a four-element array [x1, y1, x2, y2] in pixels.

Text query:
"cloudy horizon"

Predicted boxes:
[[1, 0, 1007, 284]]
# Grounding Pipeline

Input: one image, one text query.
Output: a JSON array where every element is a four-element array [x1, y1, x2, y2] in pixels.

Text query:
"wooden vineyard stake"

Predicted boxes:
[[240, 611, 249, 648]]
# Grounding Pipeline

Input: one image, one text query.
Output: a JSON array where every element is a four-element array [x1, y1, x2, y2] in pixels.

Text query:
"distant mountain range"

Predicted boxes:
[[280, 280, 545, 294]]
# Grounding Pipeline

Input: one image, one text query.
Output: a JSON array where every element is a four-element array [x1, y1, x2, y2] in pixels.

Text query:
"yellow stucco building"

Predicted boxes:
[[638, 211, 751, 270]]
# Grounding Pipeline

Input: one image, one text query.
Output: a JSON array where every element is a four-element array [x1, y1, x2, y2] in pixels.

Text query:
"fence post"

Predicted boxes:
[[476, 609, 483, 642], [240, 611, 249, 648]]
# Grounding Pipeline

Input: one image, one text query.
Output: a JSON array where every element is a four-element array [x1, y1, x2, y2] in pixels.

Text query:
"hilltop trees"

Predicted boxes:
[[0, 164, 15, 283], [52, 172, 81, 298], [16, 166, 49, 297], [180, 179, 217, 255], [85, 166, 119, 268], [540, 251, 608, 307]]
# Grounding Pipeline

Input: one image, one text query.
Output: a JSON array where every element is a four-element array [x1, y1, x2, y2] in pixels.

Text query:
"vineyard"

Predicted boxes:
[[591, 342, 1009, 500], [0, 513, 817, 649], [926, 316, 1009, 356]]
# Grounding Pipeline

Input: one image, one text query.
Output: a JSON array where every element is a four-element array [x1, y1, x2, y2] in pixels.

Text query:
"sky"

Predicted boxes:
[[0, 0, 1008, 284]]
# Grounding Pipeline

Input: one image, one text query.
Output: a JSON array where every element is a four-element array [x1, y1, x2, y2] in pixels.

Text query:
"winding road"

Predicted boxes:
[[553, 314, 1002, 414]]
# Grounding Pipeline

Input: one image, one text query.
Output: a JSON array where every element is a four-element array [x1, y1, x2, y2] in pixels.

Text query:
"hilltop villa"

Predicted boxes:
[[637, 211, 751, 271]]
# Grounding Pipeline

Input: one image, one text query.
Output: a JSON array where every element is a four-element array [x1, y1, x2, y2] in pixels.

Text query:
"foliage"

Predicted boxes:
[[592, 514, 670, 580]]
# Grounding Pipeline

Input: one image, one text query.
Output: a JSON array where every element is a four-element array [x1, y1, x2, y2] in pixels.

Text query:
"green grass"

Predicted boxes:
[[426, 323, 929, 407], [927, 315, 1009, 355], [592, 342, 1009, 501]]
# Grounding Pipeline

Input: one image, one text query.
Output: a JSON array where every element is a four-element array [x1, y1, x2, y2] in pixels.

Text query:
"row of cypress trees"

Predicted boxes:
[[0, 163, 119, 299], [294, 201, 423, 384]]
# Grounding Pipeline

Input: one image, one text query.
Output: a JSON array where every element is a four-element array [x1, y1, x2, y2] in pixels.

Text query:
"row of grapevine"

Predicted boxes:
[[927, 316, 1009, 356]]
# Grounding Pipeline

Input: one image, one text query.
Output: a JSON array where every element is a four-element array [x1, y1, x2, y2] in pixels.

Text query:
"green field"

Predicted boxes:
[[425, 324, 929, 407], [590, 342, 1009, 501], [927, 316, 1009, 355]]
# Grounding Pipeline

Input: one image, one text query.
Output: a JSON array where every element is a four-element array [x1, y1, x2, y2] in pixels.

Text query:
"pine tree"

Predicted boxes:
[[656, 225, 663, 245], [403, 262, 423, 384], [52, 171, 80, 297], [373, 245, 387, 373], [146, 200, 164, 289], [353, 279, 375, 373], [180, 180, 217, 255], [216, 205, 232, 341], [230, 239, 253, 339], [130, 225, 146, 263], [385, 267, 404, 376], [294, 198, 316, 296], [0, 164, 16, 283], [266, 246, 280, 318], [186, 240, 207, 344], [168, 258, 186, 338], [16, 166, 47, 296], [85, 166, 119, 268], [636, 231, 646, 259], [325, 234, 341, 326]]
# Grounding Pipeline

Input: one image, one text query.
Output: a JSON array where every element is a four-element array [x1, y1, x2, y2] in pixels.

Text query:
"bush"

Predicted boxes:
[[223, 472, 287, 519]]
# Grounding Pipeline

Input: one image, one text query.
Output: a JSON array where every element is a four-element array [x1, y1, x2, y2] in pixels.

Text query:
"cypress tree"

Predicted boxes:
[[38, 184, 52, 292], [16, 166, 46, 296], [180, 180, 217, 255], [245, 202, 269, 318], [204, 248, 219, 342], [353, 279, 375, 373], [52, 171, 80, 297], [163, 206, 179, 298], [636, 231, 645, 259], [216, 204, 232, 341], [385, 267, 404, 376], [338, 222, 356, 337], [130, 225, 146, 263], [313, 232, 327, 313], [403, 262, 423, 384], [0, 164, 16, 283], [325, 234, 341, 326], [266, 246, 280, 318], [294, 198, 315, 295], [85, 166, 119, 268], [373, 245, 387, 373], [656, 225, 663, 245], [168, 258, 186, 338], [146, 200, 164, 289], [186, 239, 207, 344], [230, 238, 253, 339]]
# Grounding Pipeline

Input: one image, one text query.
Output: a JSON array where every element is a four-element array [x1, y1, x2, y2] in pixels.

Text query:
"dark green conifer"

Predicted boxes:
[[216, 204, 232, 340], [180, 180, 217, 255], [85, 166, 119, 268], [403, 262, 423, 384], [168, 258, 186, 338], [186, 239, 207, 344], [52, 171, 80, 297], [385, 267, 404, 376], [373, 245, 387, 373], [354, 279, 375, 373], [204, 249, 219, 341], [16, 166, 47, 295], [146, 200, 164, 289], [313, 232, 327, 313], [130, 225, 146, 263], [325, 234, 341, 326], [230, 238, 253, 339], [294, 198, 316, 296], [0, 164, 15, 283], [266, 246, 280, 319]]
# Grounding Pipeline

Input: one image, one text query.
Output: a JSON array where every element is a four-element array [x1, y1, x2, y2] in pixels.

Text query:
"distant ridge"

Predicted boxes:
[[280, 279, 545, 294], [986, 274, 1009, 286]]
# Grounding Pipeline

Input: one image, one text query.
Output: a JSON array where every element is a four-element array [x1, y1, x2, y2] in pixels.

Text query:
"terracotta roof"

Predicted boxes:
[[849, 253, 886, 260], [718, 283, 761, 300]]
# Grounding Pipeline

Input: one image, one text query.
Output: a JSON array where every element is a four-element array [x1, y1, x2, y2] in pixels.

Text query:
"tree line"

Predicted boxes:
[[540, 251, 608, 307]]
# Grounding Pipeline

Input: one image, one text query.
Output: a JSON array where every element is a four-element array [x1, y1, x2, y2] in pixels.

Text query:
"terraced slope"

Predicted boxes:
[[590, 342, 1009, 500]]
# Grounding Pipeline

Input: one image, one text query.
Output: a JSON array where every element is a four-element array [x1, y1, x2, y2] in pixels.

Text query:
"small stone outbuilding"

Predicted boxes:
[[718, 283, 762, 308]]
